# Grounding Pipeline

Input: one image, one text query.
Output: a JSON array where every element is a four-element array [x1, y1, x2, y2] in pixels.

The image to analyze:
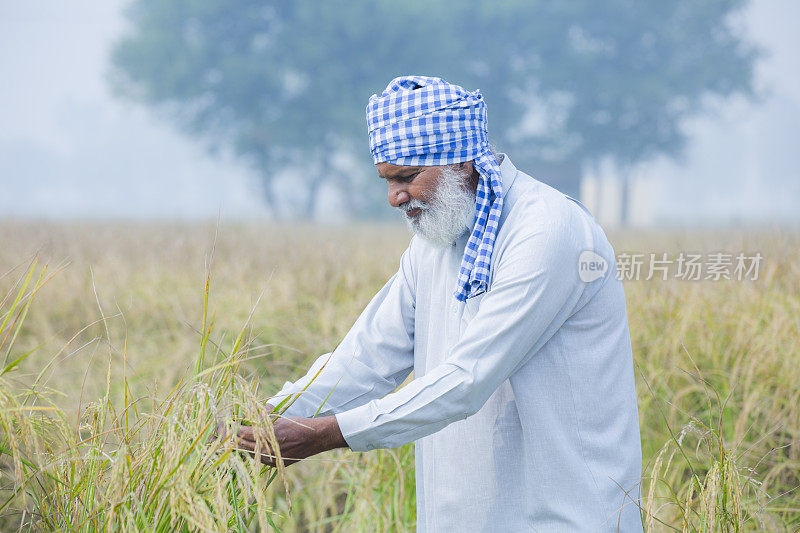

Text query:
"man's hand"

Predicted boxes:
[[233, 409, 349, 467], [210, 403, 277, 446]]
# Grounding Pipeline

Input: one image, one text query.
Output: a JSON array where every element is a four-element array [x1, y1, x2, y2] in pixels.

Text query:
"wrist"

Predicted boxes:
[[320, 415, 348, 451]]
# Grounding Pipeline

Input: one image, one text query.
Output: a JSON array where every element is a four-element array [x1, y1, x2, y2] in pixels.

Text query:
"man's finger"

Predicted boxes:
[[234, 437, 269, 456], [237, 423, 279, 444], [236, 427, 251, 442], [232, 439, 281, 467], [236, 426, 265, 443], [211, 418, 227, 439]]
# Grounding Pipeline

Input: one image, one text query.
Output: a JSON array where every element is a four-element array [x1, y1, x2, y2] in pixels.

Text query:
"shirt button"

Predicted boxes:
[[451, 304, 459, 314]]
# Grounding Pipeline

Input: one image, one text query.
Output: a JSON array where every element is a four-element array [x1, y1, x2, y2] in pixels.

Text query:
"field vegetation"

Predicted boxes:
[[0, 221, 798, 531]]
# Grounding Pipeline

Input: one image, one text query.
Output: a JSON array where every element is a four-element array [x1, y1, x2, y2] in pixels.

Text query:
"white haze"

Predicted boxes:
[[0, 0, 798, 224]]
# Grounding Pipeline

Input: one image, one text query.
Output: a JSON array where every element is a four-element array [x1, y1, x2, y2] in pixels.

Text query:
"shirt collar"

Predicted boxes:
[[496, 152, 518, 196]]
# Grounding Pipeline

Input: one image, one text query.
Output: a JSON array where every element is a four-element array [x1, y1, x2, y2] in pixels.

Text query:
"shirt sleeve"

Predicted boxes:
[[334, 215, 587, 451], [266, 241, 416, 419]]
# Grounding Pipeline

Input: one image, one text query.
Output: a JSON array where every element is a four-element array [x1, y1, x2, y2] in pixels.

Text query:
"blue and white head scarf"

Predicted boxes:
[[366, 75, 504, 302]]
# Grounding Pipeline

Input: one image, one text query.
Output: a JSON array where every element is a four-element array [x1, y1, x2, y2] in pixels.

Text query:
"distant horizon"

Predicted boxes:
[[2, 215, 798, 231]]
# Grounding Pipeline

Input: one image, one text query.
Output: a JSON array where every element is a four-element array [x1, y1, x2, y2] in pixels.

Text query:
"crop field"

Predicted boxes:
[[0, 221, 798, 531]]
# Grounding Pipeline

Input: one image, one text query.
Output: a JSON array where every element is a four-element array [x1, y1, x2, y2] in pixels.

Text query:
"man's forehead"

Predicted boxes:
[[375, 162, 424, 179]]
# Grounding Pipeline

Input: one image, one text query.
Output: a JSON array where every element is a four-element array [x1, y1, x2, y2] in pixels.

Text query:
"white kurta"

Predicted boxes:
[[268, 154, 643, 532]]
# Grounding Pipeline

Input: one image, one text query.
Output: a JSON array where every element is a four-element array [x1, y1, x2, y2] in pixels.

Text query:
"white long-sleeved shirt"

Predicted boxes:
[[268, 154, 643, 532]]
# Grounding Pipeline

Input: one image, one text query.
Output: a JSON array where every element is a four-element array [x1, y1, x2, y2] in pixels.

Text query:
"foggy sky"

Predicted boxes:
[[1, 0, 798, 224]]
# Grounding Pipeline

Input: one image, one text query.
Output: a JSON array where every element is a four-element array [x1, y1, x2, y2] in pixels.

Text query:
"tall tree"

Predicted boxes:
[[109, 0, 758, 220]]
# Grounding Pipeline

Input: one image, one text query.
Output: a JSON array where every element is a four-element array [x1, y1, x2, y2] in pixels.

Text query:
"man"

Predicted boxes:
[[235, 76, 643, 531]]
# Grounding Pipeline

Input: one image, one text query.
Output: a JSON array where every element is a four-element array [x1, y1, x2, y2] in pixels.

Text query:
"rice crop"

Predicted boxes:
[[0, 222, 797, 531], [0, 258, 305, 531]]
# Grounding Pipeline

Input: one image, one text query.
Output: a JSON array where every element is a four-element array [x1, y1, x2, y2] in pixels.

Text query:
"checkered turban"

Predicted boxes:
[[366, 75, 504, 302]]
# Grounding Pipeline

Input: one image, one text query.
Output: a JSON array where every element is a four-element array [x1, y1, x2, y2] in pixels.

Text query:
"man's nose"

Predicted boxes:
[[388, 181, 411, 208]]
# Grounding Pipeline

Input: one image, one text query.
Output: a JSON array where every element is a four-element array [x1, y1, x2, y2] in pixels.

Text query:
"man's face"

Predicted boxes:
[[376, 161, 479, 247]]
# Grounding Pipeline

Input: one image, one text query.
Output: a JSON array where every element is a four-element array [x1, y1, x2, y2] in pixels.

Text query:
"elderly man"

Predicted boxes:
[[236, 76, 643, 531]]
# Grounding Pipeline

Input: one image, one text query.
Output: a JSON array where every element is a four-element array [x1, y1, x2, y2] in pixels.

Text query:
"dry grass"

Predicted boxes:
[[0, 221, 798, 531]]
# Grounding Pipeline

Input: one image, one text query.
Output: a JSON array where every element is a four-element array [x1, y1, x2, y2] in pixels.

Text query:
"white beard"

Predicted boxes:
[[398, 165, 477, 248]]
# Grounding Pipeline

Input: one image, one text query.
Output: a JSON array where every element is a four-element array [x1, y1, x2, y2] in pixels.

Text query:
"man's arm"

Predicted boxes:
[[233, 244, 417, 463], [264, 241, 417, 420], [334, 214, 591, 451]]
